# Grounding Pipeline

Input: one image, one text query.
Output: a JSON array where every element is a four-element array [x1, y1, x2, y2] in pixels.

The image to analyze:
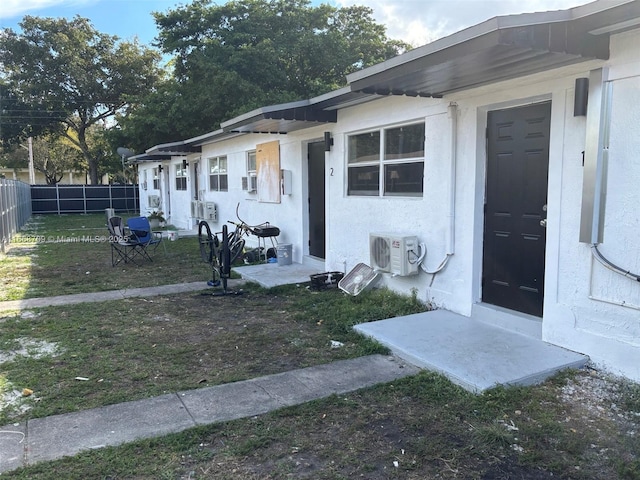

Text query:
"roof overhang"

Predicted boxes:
[[220, 100, 337, 134], [131, 1, 640, 156], [188, 129, 247, 146], [128, 140, 200, 164], [127, 153, 174, 164], [347, 0, 639, 98]]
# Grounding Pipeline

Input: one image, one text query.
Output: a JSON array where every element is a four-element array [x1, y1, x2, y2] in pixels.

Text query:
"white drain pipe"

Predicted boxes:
[[420, 102, 457, 274]]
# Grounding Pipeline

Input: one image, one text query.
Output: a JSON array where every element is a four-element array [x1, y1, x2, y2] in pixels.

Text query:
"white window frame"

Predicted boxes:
[[208, 156, 228, 192], [247, 150, 257, 193], [175, 164, 187, 191], [152, 167, 160, 190], [347, 121, 425, 198]]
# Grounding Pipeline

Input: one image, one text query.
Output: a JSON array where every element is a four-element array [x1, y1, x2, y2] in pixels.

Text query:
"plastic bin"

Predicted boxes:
[[276, 243, 292, 266]]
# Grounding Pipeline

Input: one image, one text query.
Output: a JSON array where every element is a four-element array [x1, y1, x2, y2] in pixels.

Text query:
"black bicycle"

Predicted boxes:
[[198, 221, 231, 292], [227, 203, 280, 264]]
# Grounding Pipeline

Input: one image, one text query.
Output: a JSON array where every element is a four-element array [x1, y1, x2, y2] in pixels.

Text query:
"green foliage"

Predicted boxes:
[[619, 379, 640, 413], [0, 16, 161, 183], [289, 286, 428, 337], [29, 135, 83, 184], [617, 459, 640, 479], [117, 0, 411, 148]]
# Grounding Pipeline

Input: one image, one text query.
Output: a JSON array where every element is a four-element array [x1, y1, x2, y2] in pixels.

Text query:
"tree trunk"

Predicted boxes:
[[88, 160, 99, 185], [76, 127, 99, 185]]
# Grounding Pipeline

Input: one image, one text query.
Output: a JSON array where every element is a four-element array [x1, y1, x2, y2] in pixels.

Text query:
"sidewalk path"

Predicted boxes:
[[0, 281, 245, 313], [0, 355, 419, 473]]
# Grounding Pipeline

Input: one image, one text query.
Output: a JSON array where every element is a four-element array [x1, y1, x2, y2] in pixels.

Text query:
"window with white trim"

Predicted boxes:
[[247, 150, 257, 193], [152, 167, 160, 190], [347, 122, 425, 197], [209, 156, 228, 192], [175, 165, 187, 191]]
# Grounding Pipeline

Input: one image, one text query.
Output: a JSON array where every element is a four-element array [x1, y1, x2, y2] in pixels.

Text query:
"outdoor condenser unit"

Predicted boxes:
[[205, 202, 217, 222], [369, 233, 419, 276]]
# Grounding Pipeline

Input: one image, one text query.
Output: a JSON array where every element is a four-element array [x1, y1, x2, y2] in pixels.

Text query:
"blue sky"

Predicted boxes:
[[1, 0, 180, 46], [1, 0, 591, 48]]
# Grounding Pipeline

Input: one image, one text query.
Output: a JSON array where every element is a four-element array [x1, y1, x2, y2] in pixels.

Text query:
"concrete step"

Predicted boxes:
[[355, 309, 588, 393]]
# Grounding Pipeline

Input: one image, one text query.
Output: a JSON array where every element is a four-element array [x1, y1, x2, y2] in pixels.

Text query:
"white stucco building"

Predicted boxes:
[[131, 0, 640, 381]]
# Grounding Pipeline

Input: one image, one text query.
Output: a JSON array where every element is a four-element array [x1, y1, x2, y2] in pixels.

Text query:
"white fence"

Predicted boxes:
[[0, 179, 32, 252]]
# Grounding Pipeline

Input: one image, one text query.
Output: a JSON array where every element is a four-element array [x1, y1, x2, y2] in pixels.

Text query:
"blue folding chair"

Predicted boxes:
[[127, 216, 163, 262], [108, 216, 143, 266]]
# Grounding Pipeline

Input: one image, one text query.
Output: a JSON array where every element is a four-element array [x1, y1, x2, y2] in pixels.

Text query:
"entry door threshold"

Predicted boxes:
[[302, 255, 325, 271], [472, 303, 542, 339]]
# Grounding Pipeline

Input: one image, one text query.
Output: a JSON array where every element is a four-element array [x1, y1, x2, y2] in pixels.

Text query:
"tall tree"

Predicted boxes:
[[0, 16, 162, 184], [116, 0, 409, 147], [31, 135, 84, 185]]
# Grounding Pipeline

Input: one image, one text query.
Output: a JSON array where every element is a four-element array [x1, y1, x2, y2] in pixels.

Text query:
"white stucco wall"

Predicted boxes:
[[323, 30, 640, 380], [136, 27, 640, 381], [542, 29, 640, 380]]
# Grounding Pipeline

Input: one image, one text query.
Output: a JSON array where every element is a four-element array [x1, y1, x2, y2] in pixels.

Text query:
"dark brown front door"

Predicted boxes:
[[482, 102, 551, 317], [308, 141, 326, 259]]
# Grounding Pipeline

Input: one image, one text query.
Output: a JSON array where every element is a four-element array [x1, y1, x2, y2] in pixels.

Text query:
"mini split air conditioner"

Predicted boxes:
[[204, 202, 217, 222], [369, 233, 419, 276], [191, 201, 217, 222], [196, 202, 205, 219]]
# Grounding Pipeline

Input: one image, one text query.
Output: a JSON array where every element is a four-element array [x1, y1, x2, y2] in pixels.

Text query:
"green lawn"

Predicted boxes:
[[1, 213, 639, 479], [1, 214, 208, 301]]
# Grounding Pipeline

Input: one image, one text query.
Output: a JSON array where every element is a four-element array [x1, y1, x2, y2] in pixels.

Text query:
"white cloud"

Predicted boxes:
[[0, 0, 95, 19], [336, 0, 592, 47]]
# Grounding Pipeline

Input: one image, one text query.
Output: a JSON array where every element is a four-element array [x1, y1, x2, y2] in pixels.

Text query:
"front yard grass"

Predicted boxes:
[[0, 285, 427, 425], [1, 213, 639, 478], [1, 214, 207, 301], [4, 368, 640, 479]]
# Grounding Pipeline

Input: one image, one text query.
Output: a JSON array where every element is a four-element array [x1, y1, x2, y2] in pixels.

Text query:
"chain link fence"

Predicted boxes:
[[0, 178, 32, 253]]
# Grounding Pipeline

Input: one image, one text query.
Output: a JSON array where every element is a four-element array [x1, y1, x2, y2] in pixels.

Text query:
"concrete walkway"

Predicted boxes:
[[0, 259, 323, 313], [0, 281, 241, 313], [0, 355, 417, 473]]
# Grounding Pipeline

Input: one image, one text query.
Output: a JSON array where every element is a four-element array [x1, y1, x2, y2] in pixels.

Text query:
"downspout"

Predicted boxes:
[[419, 102, 457, 275], [446, 102, 457, 257]]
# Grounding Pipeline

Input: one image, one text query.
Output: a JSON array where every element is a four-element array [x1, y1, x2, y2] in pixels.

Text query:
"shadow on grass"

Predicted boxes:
[[1, 213, 210, 301]]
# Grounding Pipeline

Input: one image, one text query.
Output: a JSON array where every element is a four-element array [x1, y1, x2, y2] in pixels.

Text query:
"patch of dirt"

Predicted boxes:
[[0, 338, 61, 417], [0, 338, 62, 364]]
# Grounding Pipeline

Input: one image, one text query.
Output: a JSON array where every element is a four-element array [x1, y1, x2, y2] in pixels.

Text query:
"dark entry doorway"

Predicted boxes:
[[308, 141, 326, 259], [482, 102, 551, 317]]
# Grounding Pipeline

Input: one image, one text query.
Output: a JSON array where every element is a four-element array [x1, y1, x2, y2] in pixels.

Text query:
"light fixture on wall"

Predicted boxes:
[[182, 159, 189, 169], [324, 132, 334, 152], [158, 165, 163, 173], [574, 77, 589, 116]]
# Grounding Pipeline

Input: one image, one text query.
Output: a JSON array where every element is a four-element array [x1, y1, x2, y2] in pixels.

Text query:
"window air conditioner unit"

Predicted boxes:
[[148, 195, 160, 208], [197, 201, 205, 219], [190, 200, 198, 218], [369, 233, 419, 276], [248, 175, 257, 193], [205, 202, 217, 222]]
